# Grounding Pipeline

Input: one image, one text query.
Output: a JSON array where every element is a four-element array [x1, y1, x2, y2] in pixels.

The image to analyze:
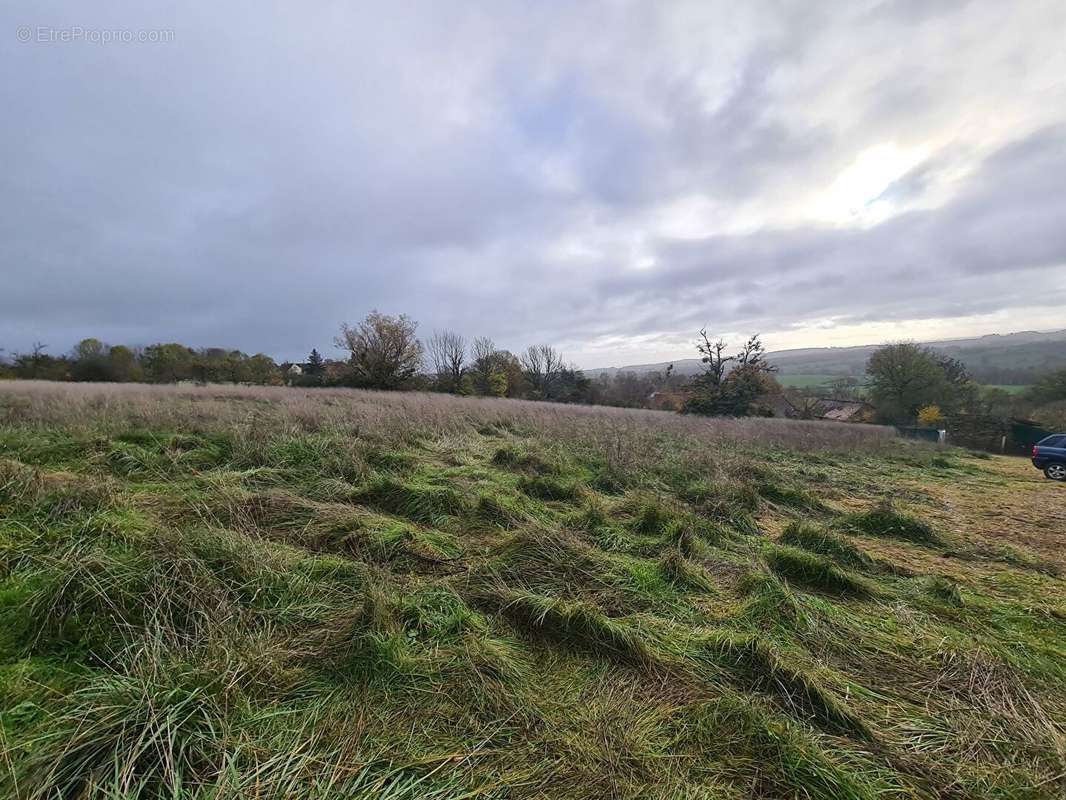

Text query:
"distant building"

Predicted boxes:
[[645, 389, 876, 422], [760, 393, 799, 419], [809, 398, 876, 423], [765, 394, 876, 423]]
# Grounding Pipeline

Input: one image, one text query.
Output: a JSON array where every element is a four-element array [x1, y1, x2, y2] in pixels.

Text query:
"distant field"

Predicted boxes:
[[775, 376, 1033, 397], [983, 383, 1032, 395], [776, 373, 842, 389], [1, 381, 1063, 799]]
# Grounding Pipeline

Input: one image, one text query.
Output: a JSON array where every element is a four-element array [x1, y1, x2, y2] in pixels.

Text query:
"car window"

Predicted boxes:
[[1042, 436, 1066, 447]]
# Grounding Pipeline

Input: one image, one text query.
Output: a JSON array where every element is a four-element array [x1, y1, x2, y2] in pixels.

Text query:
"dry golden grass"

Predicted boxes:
[[0, 379, 896, 449]]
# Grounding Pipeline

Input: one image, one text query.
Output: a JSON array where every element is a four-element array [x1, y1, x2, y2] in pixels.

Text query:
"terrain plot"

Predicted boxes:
[[0, 381, 1063, 799]]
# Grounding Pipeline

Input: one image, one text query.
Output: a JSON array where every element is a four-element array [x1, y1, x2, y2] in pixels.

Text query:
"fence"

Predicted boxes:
[[942, 415, 1053, 455]]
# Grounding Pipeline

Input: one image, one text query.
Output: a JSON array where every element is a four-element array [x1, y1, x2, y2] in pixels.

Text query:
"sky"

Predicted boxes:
[[2, 0, 1065, 369]]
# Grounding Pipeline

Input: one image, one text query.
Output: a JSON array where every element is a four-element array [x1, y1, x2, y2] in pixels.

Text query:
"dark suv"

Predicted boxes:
[[1032, 434, 1066, 481]]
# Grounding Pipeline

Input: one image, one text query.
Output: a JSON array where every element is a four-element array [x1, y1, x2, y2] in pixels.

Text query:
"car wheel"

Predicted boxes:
[[1045, 463, 1066, 481]]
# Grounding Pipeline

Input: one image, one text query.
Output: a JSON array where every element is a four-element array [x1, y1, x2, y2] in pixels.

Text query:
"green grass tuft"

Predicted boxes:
[[478, 588, 655, 667], [475, 490, 532, 528], [845, 501, 941, 546], [12, 665, 226, 799], [675, 694, 886, 800], [764, 545, 870, 597], [354, 474, 469, 524], [517, 474, 580, 502], [491, 444, 555, 474], [658, 550, 715, 593], [779, 520, 874, 570], [699, 632, 869, 738], [756, 481, 826, 511], [626, 497, 680, 537], [921, 575, 964, 606], [681, 479, 760, 520]]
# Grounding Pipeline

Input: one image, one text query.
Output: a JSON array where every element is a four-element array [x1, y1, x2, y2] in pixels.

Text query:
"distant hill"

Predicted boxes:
[[586, 329, 1066, 385]]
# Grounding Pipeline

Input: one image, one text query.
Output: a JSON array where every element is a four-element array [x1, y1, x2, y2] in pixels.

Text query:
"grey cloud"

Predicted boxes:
[[1, 0, 1064, 366], [582, 127, 1066, 338]]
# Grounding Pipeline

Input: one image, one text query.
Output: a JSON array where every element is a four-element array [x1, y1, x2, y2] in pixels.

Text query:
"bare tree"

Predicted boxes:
[[695, 329, 733, 389], [335, 311, 423, 389], [427, 329, 466, 392], [29, 342, 49, 380], [471, 336, 496, 366], [468, 336, 496, 394], [522, 344, 563, 399], [735, 333, 777, 373]]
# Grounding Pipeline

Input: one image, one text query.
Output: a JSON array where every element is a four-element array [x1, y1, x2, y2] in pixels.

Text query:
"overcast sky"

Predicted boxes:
[[2, 1, 1065, 368]]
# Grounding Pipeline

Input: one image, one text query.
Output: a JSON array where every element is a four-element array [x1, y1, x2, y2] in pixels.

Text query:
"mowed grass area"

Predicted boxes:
[[0, 381, 1063, 799]]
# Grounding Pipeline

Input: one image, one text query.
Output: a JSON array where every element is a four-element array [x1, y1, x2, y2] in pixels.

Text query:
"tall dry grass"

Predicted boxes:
[[0, 380, 895, 453]]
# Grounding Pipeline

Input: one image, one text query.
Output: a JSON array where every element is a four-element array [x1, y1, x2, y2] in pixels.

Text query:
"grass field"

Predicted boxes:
[[0, 381, 1063, 799], [982, 384, 1033, 396], [775, 376, 1033, 398], [775, 374, 842, 389]]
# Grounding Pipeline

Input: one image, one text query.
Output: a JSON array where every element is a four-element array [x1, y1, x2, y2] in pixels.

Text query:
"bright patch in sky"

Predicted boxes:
[[814, 143, 928, 225]]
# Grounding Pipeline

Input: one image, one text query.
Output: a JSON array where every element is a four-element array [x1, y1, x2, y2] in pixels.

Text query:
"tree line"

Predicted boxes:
[[676, 335, 1066, 430], [320, 311, 594, 401], [3, 317, 1064, 429], [0, 312, 599, 404], [0, 340, 282, 386], [862, 342, 1066, 430]]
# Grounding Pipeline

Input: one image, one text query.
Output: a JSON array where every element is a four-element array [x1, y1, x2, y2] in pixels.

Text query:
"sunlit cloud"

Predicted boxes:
[[812, 142, 929, 224]]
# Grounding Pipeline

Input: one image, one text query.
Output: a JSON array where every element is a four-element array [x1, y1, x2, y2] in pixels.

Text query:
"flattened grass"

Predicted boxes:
[[477, 588, 655, 667], [845, 501, 941, 546], [699, 632, 869, 738], [779, 521, 875, 571], [0, 382, 1063, 799], [354, 474, 469, 525], [764, 545, 871, 597], [675, 695, 888, 800]]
